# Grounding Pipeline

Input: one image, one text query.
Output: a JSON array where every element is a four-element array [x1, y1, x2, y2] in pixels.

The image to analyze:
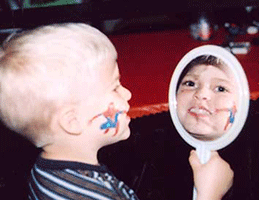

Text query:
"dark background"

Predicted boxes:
[[0, 0, 259, 32]]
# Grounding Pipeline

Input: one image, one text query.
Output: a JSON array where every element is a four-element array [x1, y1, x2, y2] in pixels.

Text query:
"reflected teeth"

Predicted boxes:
[[190, 108, 210, 115]]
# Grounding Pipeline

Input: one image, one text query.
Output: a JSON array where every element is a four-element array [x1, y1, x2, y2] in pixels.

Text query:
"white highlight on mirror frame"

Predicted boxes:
[[169, 45, 250, 151]]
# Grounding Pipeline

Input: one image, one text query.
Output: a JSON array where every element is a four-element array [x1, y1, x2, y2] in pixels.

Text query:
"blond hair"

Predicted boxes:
[[0, 23, 117, 147]]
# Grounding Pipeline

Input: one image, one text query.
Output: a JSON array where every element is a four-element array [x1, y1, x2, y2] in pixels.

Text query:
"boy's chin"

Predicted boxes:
[[106, 128, 131, 145], [116, 128, 131, 141], [121, 129, 131, 140], [102, 130, 130, 148]]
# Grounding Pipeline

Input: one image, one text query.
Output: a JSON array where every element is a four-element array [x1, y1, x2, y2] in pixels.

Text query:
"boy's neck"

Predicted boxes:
[[41, 144, 100, 166]]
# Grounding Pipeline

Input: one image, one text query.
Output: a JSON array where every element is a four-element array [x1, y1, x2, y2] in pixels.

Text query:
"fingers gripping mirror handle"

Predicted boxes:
[[193, 145, 211, 200]]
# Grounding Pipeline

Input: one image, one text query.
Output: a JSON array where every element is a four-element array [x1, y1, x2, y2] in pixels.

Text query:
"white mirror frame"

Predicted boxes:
[[169, 45, 250, 151]]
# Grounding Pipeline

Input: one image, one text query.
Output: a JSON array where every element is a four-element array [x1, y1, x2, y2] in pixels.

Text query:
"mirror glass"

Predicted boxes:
[[169, 45, 250, 151], [176, 55, 238, 141]]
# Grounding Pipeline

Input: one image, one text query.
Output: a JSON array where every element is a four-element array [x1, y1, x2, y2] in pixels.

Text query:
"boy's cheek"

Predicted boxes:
[[87, 102, 125, 134], [87, 115, 106, 130]]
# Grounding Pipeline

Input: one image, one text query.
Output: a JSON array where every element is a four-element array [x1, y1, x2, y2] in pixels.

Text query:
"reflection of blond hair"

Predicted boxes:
[[0, 23, 116, 147]]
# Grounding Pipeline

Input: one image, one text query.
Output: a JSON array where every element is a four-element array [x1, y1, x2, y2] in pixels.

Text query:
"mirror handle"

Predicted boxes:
[[196, 144, 211, 164], [193, 145, 211, 200]]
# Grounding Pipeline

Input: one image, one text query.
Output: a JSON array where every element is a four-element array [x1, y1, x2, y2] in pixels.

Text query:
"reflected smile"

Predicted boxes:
[[188, 107, 212, 116]]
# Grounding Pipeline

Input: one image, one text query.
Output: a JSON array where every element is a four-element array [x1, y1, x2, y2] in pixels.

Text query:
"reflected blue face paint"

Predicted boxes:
[[229, 108, 235, 124], [224, 104, 237, 130], [216, 103, 237, 131]]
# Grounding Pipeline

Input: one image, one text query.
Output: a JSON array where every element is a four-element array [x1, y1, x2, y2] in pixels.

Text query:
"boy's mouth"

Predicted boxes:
[[123, 110, 130, 119]]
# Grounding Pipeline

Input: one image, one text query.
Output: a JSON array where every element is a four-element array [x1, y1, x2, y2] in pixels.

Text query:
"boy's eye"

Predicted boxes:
[[215, 86, 228, 92], [182, 80, 195, 87]]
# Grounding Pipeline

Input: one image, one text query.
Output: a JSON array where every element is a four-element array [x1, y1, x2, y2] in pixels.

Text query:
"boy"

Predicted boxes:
[[0, 23, 233, 199], [177, 55, 238, 141]]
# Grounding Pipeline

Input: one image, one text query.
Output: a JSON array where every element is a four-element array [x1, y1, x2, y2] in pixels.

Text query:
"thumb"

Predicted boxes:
[[209, 150, 220, 159], [189, 150, 201, 171]]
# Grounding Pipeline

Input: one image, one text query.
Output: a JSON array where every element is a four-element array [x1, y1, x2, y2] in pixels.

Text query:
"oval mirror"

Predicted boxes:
[[169, 45, 250, 162], [169, 45, 250, 199]]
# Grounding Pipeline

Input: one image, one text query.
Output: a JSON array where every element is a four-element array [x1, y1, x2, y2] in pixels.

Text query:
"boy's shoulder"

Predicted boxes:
[[29, 156, 140, 199]]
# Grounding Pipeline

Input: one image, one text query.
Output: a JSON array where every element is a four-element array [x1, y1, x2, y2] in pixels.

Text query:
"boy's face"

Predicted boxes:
[[176, 64, 238, 141], [82, 53, 132, 146]]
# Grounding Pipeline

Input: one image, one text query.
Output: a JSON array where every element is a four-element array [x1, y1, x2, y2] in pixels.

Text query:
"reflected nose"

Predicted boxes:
[[194, 87, 211, 101]]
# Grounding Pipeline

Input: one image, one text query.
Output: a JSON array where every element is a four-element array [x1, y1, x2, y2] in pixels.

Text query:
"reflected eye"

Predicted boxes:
[[182, 80, 195, 87], [215, 86, 228, 92]]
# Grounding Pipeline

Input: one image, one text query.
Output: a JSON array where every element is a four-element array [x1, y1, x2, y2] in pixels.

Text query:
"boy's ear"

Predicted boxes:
[[58, 107, 83, 135]]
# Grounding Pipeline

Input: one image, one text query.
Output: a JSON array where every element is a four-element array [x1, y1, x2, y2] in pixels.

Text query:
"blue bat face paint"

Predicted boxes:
[[100, 111, 123, 130], [89, 103, 126, 136]]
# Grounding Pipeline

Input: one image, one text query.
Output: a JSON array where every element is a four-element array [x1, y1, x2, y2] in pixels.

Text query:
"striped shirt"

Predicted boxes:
[[28, 157, 139, 200]]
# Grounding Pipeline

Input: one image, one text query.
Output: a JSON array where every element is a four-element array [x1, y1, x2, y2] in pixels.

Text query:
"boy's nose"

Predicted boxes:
[[121, 86, 132, 101], [124, 88, 132, 101], [194, 87, 211, 101]]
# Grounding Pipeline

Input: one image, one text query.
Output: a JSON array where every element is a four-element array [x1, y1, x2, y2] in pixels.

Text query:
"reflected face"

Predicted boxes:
[[176, 64, 238, 141]]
